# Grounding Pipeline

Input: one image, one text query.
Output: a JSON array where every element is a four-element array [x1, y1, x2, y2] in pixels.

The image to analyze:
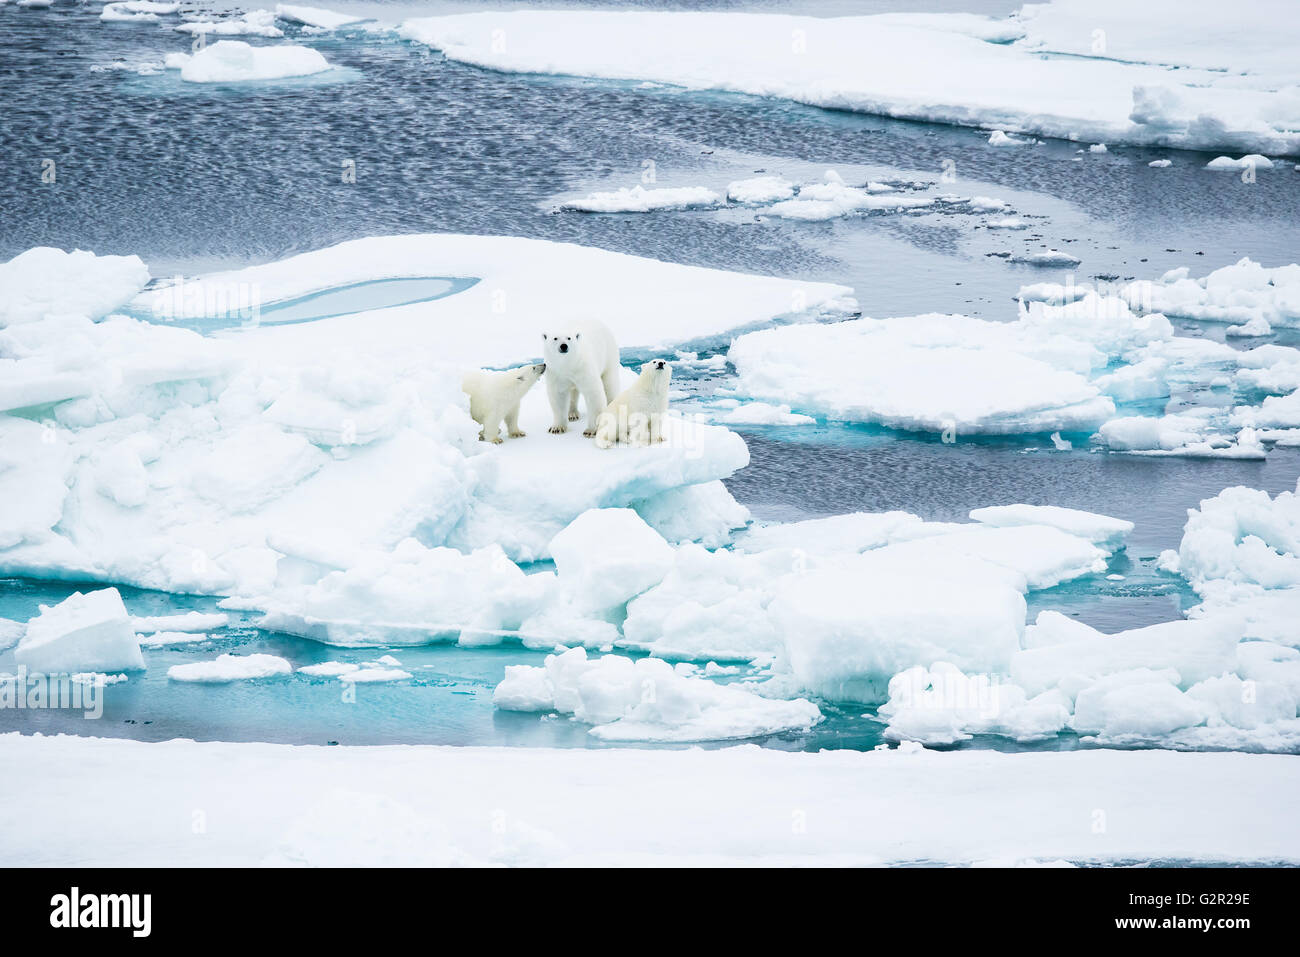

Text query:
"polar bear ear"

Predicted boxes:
[[574, 333, 581, 339], [541, 333, 548, 340]]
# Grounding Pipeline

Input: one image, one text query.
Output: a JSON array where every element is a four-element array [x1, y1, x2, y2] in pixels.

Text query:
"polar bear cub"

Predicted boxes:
[[595, 359, 672, 448], [541, 320, 621, 437], [461, 363, 546, 443]]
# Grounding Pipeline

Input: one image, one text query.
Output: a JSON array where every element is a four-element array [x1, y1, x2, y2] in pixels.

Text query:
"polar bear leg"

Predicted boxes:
[[580, 377, 607, 437], [505, 403, 525, 438], [546, 376, 570, 434], [480, 413, 504, 444], [567, 387, 581, 422]]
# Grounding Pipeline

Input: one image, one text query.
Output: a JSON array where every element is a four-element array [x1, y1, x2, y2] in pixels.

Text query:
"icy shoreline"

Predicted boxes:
[[3, 732, 1295, 866]]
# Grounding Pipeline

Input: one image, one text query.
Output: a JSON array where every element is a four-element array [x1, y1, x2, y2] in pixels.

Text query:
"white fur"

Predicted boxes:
[[541, 320, 621, 437], [461, 363, 546, 443], [595, 360, 672, 448]]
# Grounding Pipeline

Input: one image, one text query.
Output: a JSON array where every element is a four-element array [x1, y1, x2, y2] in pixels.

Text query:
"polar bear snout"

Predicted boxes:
[[558, 342, 569, 353], [652, 360, 666, 370]]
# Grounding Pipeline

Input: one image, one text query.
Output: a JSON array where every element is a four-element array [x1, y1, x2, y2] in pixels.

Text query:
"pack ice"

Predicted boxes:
[[0, 237, 848, 598], [399, 3, 1300, 155]]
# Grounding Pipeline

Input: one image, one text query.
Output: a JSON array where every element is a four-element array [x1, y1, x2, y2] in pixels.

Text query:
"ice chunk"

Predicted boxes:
[[968, 504, 1133, 550], [879, 663, 1069, 745], [130, 611, 228, 633], [726, 176, 795, 204], [1205, 155, 1274, 171], [167, 653, 291, 682], [338, 668, 411, 683], [492, 647, 822, 742], [274, 3, 366, 30], [773, 555, 1027, 703], [1070, 670, 1208, 738], [0, 247, 149, 326], [630, 480, 749, 548], [738, 510, 924, 556], [546, 509, 674, 615], [715, 401, 815, 426], [175, 11, 283, 37], [1011, 616, 1241, 697], [165, 41, 332, 83], [15, 588, 145, 674], [252, 540, 550, 647], [559, 185, 721, 213], [0, 618, 24, 652]]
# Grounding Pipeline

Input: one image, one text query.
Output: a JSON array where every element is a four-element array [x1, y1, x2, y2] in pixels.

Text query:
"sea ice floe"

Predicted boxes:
[[0, 236, 844, 596], [727, 303, 1142, 435], [399, 7, 1300, 154], [714, 402, 815, 426], [559, 185, 722, 213], [726, 176, 796, 204], [175, 11, 284, 38], [968, 504, 1133, 550], [1205, 154, 1274, 171], [167, 653, 292, 682], [100, 0, 178, 22], [1024, 259, 1300, 340], [13, 588, 145, 675], [273, 3, 365, 30], [6, 732, 1299, 865], [492, 647, 822, 742], [165, 40, 332, 83]]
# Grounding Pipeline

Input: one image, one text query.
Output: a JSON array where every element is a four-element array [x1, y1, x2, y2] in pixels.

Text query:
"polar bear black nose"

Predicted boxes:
[[654, 360, 665, 369], [558, 342, 569, 353]]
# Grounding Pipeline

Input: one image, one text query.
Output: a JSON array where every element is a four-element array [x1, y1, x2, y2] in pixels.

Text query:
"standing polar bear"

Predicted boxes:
[[461, 363, 546, 443], [595, 359, 672, 448], [541, 320, 621, 437]]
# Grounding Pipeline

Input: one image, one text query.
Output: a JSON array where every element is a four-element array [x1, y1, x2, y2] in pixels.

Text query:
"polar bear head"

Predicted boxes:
[[515, 362, 547, 384], [639, 359, 672, 395], [541, 331, 586, 367]]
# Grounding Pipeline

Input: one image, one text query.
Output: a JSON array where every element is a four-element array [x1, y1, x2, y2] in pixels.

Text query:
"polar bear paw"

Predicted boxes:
[[509, 428, 526, 438], [582, 427, 598, 437], [568, 411, 581, 421], [548, 425, 567, 434]]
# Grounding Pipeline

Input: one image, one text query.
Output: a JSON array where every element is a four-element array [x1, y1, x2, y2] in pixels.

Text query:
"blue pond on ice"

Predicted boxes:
[[140, 276, 479, 331]]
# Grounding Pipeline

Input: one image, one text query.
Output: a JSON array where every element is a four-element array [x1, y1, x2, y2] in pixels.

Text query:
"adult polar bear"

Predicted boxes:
[[541, 320, 621, 437]]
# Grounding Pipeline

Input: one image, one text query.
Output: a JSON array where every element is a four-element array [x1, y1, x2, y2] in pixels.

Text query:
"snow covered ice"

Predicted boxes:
[[4, 0, 1300, 873], [400, 5, 1300, 155]]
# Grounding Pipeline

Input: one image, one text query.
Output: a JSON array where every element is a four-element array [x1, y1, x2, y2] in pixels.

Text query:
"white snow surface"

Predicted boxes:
[[399, 7, 1300, 155], [3, 733, 1296, 865]]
